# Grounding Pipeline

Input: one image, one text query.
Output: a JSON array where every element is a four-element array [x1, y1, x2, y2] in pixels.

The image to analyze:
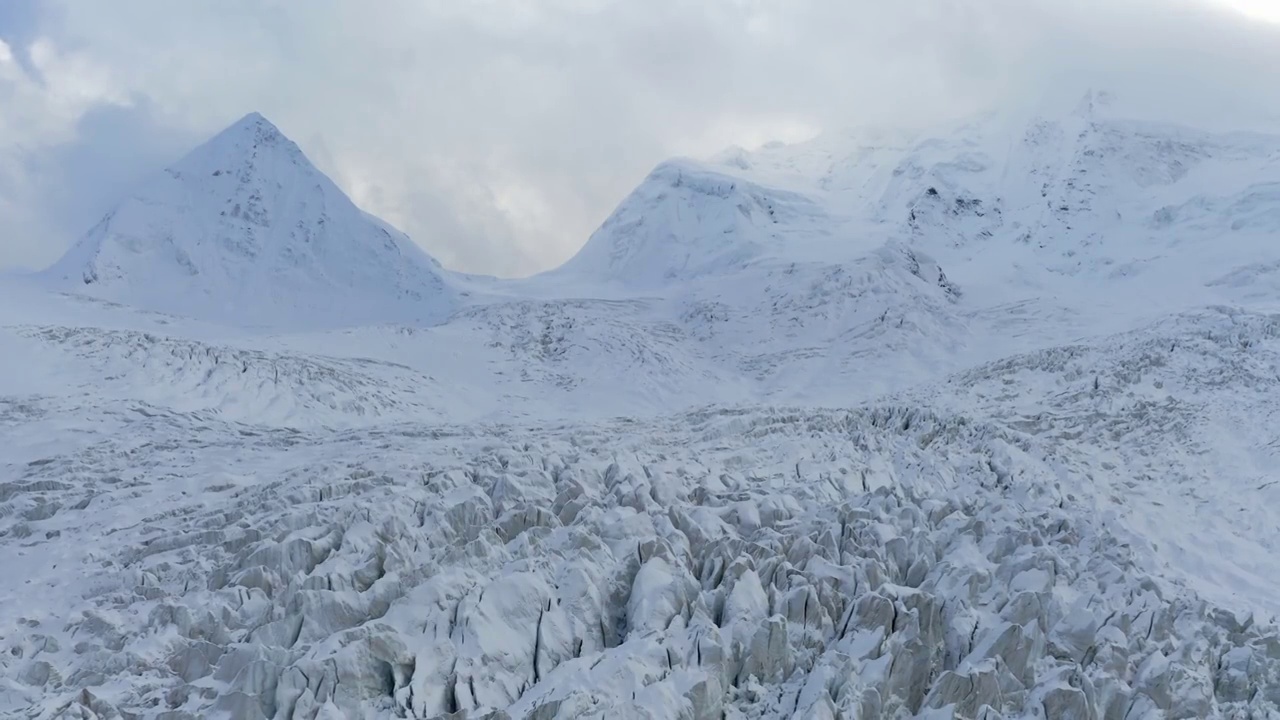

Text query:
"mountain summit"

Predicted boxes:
[[43, 112, 456, 329], [550, 159, 832, 289]]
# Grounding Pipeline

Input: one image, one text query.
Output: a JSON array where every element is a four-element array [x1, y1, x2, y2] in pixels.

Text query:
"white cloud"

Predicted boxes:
[[0, 30, 140, 269], [1215, 0, 1280, 24], [1, 0, 1278, 276]]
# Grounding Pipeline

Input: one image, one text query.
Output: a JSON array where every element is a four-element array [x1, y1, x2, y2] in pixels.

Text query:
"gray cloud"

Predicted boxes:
[[17, 100, 197, 262], [0, 0, 40, 68], [2, 0, 1278, 276]]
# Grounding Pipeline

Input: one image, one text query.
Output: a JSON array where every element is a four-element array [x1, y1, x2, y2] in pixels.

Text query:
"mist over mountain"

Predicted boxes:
[[41, 113, 456, 330], [5, 93, 1280, 718]]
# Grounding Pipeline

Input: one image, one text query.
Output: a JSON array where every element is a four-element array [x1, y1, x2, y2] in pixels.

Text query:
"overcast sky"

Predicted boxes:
[[2, 0, 1279, 277]]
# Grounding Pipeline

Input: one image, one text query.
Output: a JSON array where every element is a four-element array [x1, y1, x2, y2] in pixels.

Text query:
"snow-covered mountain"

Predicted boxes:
[[537, 154, 970, 403], [550, 159, 833, 290], [726, 91, 1280, 302], [5, 95, 1280, 719], [41, 113, 457, 330]]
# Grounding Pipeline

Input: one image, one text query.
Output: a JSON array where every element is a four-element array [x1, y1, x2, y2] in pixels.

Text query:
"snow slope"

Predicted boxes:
[[41, 113, 456, 330], [550, 160, 833, 290], [720, 92, 1280, 307], [898, 306, 1280, 620], [5, 95, 1280, 718]]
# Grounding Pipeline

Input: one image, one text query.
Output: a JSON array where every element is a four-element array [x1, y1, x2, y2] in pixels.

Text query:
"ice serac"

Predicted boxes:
[[553, 159, 828, 290], [43, 112, 456, 329]]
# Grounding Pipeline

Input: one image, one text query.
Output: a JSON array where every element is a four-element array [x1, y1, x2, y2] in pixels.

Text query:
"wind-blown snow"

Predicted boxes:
[[5, 96, 1280, 718]]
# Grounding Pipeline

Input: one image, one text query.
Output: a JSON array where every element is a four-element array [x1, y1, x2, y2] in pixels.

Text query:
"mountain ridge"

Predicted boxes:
[[6, 95, 1280, 718]]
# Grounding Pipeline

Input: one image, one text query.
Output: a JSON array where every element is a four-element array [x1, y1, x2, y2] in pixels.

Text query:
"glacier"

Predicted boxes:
[[3, 93, 1280, 718]]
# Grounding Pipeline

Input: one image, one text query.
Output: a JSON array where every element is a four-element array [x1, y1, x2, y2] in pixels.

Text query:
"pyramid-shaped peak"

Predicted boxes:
[[238, 110, 272, 126], [41, 110, 456, 329], [177, 111, 304, 175], [223, 111, 283, 138]]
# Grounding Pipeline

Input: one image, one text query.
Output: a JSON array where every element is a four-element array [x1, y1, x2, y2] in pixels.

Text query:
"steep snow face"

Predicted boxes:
[[724, 95, 1280, 302], [43, 113, 456, 330]]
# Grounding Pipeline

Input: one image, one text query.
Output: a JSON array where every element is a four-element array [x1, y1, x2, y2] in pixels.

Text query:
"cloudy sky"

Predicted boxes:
[[2, 0, 1279, 277]]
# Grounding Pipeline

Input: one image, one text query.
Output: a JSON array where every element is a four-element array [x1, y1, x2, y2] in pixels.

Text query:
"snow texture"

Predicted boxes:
[[4, 94, 1280, 718]]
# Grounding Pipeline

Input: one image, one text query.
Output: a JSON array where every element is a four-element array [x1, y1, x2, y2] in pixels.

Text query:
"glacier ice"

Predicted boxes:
[[5, 98, 1280, 718]]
